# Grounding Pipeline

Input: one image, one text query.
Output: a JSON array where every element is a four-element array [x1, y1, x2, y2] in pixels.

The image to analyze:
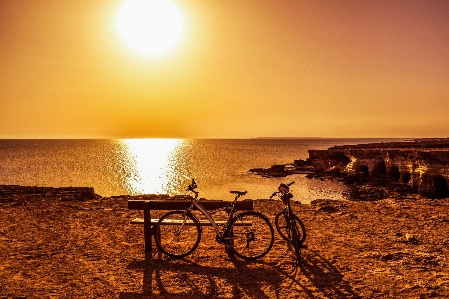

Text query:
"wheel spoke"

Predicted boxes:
[[228, 211, 274, 260], [155, 211, 201, 258], [275, 211, 306, 245]]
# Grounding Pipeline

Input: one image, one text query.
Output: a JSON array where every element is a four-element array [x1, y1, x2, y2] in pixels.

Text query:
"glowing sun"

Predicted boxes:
[[116, 0, 185, 57]]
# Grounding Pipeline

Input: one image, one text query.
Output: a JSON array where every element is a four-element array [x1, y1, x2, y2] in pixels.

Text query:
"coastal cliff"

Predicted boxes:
[[251, 138, 449, 200]]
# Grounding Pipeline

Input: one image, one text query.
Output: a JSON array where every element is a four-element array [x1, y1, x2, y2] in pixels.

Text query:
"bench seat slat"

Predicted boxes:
[[128, 200, 253, 211], [131, 218, 252, 226]]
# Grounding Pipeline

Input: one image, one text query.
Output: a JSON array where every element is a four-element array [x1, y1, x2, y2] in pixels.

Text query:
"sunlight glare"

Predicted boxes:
[[116, 0, 185, 57], [121, 139, 184, 195]]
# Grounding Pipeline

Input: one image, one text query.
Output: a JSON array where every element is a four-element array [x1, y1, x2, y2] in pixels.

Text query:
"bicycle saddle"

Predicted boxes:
[[230, 191, 247, 196]]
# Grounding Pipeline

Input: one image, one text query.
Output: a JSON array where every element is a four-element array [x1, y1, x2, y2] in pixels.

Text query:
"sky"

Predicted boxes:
[[1, 0, 449, 139]]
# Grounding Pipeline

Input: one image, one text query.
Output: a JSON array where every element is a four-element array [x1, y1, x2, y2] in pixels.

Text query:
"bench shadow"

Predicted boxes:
[[119, 248, 361, 299], [119, 252, 283, 299]]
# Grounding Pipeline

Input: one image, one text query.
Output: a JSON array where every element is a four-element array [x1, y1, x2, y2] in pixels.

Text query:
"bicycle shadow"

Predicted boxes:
[[119, 247, 361, 299], [277, 247, 362, 299]]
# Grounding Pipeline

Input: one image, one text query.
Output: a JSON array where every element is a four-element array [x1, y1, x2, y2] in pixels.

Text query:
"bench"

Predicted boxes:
[[128, 199, 254, 254]]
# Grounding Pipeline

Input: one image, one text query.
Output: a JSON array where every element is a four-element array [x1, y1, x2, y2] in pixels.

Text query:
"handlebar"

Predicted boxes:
[[186, 178, 197, 191], [186, 178, 199, 198], [269, 181, 295, 199], [230, 190, 247, 196], [186, 178, 248, 201]]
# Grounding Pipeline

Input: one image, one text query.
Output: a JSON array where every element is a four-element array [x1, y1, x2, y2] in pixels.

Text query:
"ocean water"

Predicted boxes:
[[0, 138, 405, 203]]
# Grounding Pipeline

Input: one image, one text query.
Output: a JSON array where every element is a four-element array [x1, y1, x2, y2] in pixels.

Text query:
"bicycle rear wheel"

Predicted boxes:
[[154, 210, 201, 258], [227, 211, 274, 260], [275, 211, 306, 245]]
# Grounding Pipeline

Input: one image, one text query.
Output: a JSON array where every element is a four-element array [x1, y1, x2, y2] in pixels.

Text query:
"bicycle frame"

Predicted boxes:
[[186, 200, 236, 238], [183, 179, 240, 239], [282, 203, 294, 220]]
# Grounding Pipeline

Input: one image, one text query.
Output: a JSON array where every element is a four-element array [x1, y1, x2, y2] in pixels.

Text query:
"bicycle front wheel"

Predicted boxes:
[[154, 210, 201, 258], [227, 211, 274, 260], [275, 211, 306, 245], [291, 220, 302, 263]]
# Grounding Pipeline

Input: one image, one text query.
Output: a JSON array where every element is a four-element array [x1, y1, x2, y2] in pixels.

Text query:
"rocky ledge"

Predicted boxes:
[[0, 185, 101, 203], [250, 138, 449, 200]]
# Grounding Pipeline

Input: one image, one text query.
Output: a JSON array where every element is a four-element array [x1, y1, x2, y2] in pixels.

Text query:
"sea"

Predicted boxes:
[[0, 138, 407, 203]]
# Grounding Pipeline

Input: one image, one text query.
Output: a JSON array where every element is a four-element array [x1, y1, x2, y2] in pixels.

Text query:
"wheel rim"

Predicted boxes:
[[156, 211, 201, 258], [229, 211, 274, 260], [275, 212, 306, 245]]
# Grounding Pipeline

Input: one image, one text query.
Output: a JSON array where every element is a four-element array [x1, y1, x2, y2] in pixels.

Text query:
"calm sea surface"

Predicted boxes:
[[0, 138, 406, 203]]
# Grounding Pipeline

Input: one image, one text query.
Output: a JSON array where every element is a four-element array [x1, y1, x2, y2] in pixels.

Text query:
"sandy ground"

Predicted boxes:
[[1, 193, 449, 299]]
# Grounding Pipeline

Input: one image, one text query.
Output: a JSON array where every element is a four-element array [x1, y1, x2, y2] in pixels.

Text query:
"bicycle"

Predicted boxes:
[[154, 179, 275, 260], [270, 181, 307, 263]]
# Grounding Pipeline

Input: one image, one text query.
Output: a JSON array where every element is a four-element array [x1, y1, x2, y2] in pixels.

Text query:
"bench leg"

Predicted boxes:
[[144, 201, 152, 253]]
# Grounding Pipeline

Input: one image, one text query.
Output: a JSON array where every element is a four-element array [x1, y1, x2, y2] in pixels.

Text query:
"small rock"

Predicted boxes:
[[405, 233, 419, 244], [317, 205, 340, 213]]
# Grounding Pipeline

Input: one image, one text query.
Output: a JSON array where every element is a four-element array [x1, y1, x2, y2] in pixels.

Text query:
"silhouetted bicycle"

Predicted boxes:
[[154, 179, 274, 260], [270, 181, 306, 264]]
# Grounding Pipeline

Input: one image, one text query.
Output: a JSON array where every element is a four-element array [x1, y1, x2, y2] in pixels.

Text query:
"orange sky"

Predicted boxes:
[[1, 0, 449, 139]]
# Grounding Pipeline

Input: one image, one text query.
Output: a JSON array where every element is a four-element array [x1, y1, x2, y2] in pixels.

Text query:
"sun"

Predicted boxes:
[[116, 0, 185, 57]]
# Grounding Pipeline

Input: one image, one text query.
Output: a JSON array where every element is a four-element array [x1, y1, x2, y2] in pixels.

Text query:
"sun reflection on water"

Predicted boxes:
[[120, 138, 186, 195]]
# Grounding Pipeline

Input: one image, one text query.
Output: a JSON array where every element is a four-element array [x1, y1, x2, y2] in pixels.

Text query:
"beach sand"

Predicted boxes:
[[1, 192, 449, 298]]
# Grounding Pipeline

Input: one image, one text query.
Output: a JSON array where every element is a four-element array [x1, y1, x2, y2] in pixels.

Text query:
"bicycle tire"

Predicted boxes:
[[154, 210, 202, 258], [227, 211, 274, 260], [291, 219, 302, 264], [275, 211, 306, 245]]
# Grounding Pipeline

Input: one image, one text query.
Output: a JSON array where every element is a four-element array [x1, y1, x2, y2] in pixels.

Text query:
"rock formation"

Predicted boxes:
[[0, 185, 101, 202], [251, 138, 449, 199]]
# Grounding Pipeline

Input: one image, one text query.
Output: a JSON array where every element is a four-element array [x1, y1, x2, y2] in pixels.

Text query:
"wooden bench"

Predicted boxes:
[[128, 199, 254, 253]]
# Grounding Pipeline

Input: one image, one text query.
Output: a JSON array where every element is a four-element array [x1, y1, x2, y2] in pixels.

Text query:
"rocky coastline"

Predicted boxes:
[[250, 138, 449, 201], [0, 185, 101, 203]]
